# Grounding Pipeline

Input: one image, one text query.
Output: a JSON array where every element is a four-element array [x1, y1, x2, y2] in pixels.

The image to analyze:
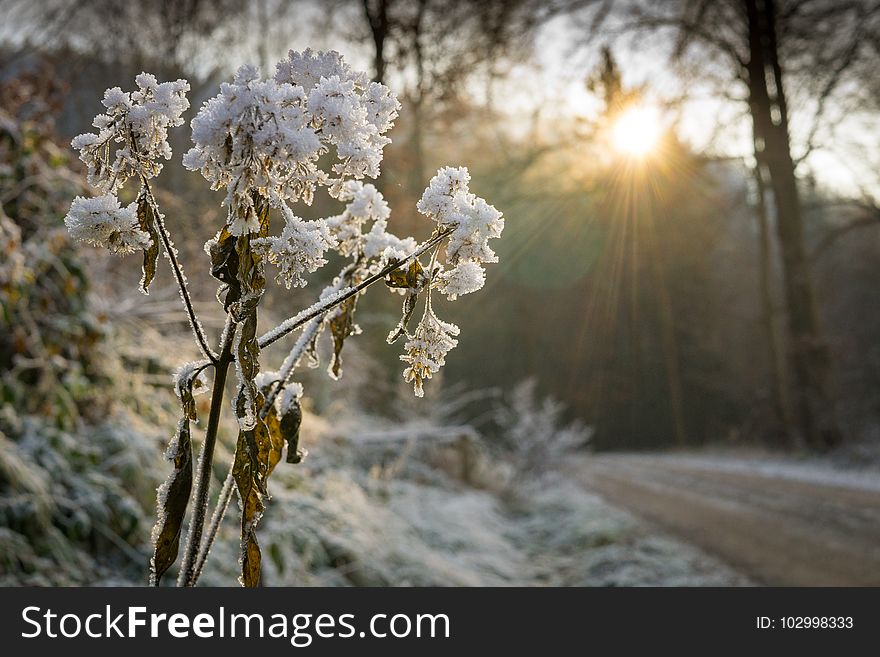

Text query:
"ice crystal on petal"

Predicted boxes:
[[436, 260, 486, 300], [325, 180, 398, 257], [400, 309, 460, 397], [184, 65, 322, 229], [186, 51, 400, 237], [71, 75, 189, 192], [274, 48, 367, 93], [418, 166, 504, 268], [252, 205, 335, 289], [64, 194, 150, 254], [416, 166, 471, 224]]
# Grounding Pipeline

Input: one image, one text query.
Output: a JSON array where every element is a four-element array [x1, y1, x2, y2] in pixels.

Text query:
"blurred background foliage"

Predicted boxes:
[[1, 0, 880, 584], [2, 0, 880, 449]]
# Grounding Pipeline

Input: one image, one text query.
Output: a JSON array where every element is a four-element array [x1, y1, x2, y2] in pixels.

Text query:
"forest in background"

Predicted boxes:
[[4, 0, 880, 452], [2, 0, 880, 585]]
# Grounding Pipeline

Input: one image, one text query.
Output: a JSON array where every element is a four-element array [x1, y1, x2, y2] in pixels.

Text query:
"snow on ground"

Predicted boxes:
[[200, 461, 750, 587], [644, 451, 880, 493]]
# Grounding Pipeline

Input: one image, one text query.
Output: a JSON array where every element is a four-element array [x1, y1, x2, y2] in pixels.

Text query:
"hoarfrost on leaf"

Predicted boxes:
[[276, 382, 303, 417]]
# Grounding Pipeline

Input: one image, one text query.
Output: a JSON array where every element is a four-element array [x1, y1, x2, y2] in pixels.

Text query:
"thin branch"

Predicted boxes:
[[141, 179, 219, 364], [794, 30, 864, 168], [810, 204, 880, 261], [177, 316, 235, 587], [258, 226, 455, 349], [624, 12, 747, 72], [189, 463, 235, 584]]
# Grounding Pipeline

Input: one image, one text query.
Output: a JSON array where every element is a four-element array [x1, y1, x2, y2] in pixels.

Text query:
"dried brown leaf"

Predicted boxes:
[[149, 418, 193, 585], [232, 416, 271, 588], [328, 294, 359, 379], [137, 197, 160, 295]]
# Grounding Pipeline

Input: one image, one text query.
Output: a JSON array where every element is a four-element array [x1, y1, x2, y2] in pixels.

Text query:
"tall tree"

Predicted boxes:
[[353, 0, 604, 190], [616, 0, 880, 448]]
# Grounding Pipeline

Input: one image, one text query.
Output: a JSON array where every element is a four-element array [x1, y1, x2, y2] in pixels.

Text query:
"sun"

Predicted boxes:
[[610, 103, 663, 158]]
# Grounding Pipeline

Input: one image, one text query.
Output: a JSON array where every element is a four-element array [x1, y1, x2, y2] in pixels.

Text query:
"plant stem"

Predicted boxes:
[[190, 466, 235, 583], [189, 310, 330, 585], [141, 179, 218, 363], [186, 229, 453, 585], [176, 322, 234, 586], [258, 227, 454, 349]]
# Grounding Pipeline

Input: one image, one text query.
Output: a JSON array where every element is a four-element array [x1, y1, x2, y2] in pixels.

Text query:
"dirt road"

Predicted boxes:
[[572, 454, 880, 586]]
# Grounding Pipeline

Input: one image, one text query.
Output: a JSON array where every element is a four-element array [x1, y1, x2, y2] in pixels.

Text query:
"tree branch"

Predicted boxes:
[[810, 204, 880, 261]]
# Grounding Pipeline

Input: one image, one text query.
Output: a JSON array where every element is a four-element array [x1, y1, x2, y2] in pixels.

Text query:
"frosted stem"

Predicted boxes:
[[177, 316, 234, 586], [190, 466, 235, 584], [258, 226, 454, 349], [141, 179, 218, 363], [185, 231, 452, 585], [187, 267, 352, 585], [188, 313, 328, 586]]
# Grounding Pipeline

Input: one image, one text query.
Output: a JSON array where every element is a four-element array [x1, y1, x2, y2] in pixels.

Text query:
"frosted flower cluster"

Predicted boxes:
[[71, 74, 190, 193], [400, 309, 460, 397], [252, 206, 335, 289], [64, 194, 150, 254], [183, 50, 400, 236], [435, 259, 486, 299], [325, 180, 416, 263], [417, 167, 504, 300], [394, 166, 504, 395]]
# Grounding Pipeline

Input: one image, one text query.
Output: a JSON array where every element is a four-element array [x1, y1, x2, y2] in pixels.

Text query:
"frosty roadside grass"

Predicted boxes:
[[63, 50, 503, 587]]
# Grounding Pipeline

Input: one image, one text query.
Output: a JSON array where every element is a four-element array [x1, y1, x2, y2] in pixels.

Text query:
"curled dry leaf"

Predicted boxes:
[[149, 418, 193, 585], [232, 415, 271, 588], [136, 196, 160, 295], [328, 294, 360, 380], [385, 258, 429, 343]]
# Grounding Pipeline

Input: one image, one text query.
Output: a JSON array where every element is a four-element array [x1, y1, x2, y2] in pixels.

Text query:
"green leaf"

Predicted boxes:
[[149, 418, 193, 586], [137, 197, 160, 295]]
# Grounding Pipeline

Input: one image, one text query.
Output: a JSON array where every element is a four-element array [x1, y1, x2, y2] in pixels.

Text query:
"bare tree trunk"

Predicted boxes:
[[744, 0, 841, 449], [752, 161, 794, 444], [407, 0, 429, 193], [362, 0, 391, 83]]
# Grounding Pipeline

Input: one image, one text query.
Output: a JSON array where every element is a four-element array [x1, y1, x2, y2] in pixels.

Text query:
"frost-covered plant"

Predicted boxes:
[[497, 380, 593, 481], [63, 50, 503, 587]]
